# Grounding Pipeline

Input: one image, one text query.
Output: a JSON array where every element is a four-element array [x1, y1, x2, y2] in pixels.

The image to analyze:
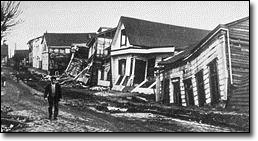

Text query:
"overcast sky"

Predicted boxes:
[[4, 1, 249, 57]]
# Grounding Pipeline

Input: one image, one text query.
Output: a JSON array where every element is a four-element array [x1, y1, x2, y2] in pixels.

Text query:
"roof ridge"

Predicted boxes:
[[120, 16, 210, 31]]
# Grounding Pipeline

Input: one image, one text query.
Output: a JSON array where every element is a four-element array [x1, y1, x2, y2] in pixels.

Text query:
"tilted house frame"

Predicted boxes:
[[41, 33, 96, 75], [110, 16, 209, 94], [85, 27, 116, 87], [156, 17, 249, 111]]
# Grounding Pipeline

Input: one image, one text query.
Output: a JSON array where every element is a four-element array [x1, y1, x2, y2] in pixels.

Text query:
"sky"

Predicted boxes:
[[3, 1, 249, 57]]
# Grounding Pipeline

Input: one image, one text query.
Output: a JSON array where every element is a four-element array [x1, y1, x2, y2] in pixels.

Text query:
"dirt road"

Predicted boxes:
[[1, 67, 240, 132]]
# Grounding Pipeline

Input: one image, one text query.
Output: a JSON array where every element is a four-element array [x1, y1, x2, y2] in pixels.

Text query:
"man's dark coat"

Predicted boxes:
[[44, 83, 62, 100]]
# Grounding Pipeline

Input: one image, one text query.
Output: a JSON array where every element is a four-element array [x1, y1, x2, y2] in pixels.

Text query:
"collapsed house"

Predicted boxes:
[[110, 16, 209, 94], [85, 27, 116, 87], [156, 17, 249, 110], [41, 32, 96, 75], [63, 27, 116, 86]]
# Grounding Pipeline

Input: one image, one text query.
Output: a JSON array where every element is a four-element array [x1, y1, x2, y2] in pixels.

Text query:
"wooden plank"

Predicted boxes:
[[229, 35, 249, 41]]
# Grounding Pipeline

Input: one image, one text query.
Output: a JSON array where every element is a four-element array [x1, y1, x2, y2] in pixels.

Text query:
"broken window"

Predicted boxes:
[[120, 29, 127, 47], [118, 59, 126, 75]]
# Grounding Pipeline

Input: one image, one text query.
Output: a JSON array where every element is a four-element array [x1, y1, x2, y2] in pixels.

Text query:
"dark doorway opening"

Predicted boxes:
[[183, 78, 195, 106], [134, 59, 146, 84], [195, 70, 206, 107], [171, 78, 181, 106], [163, 78, 170, 104], [118, 59, 126, 76], [147, 58, 155, 78], [208, 59, 220, 105]]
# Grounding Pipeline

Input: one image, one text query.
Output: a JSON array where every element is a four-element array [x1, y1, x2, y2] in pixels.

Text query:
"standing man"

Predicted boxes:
[[44, 76, 62, 120]]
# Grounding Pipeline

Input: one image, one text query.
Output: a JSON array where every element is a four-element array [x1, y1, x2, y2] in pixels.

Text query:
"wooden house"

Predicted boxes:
[[27, 36, 43, 69], [110, 16, 209, 94], [156, 17, 249, 111], [86, 27, 116, 87], [41, 33, 95, 75]]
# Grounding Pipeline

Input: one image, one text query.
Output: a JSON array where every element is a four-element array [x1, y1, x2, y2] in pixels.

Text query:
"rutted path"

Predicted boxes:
[[1, 67, 241, 132]]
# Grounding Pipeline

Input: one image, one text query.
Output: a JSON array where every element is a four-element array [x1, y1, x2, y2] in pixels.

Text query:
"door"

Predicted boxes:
[[171, 78, 182, 106], [183, 78, 195, 106], [163, 78, 170, 104], [208, 59, 220, 105], [134, 59, 146, 84], [195, 70, 206, 107]]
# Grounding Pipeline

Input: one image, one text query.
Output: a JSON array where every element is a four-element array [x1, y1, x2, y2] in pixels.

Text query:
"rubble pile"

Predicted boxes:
[[1, 106, 28, 132]]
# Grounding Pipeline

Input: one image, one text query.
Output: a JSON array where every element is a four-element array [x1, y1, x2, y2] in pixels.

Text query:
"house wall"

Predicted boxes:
[[42, 39, 49, 71], [227, 19, 249, 85], [226, 18, 249, 110], [111, 23, 131, 51], [32, 37, 43, 69], [156, 29, 229, 107]]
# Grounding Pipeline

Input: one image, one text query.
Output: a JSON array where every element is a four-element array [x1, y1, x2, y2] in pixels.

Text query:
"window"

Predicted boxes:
[[120, 29, 127, 47], [49, 49, 54, 53], [118, 59, 126, 75], [60, 49, 65, 54], [65, 49, 70, 54], [100, 68, 105, 80], [43, 44, 47, 51], [54, 49, 59, 53]]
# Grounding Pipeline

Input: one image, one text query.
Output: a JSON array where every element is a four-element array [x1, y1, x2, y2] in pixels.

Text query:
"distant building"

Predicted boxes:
[[13, 49, 29, 69], [41, 32, 96, 75], [27, 36, 43, 68], [1, 43, 8, 64]]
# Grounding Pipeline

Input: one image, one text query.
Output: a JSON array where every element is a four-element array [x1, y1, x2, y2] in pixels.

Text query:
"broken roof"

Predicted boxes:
[[120, 16, 210, 49], [43, 33, 96, 46]]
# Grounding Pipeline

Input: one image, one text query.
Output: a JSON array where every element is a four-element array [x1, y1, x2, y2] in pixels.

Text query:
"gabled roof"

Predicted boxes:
[[159, 16, 249, 66], [87, 27, 117, 47], [120, 16, 210, 49], [225, 16, 249, 27], [27, 36, 43, 44], [43, 33, 96, 46], [159, 24, 227, 65]]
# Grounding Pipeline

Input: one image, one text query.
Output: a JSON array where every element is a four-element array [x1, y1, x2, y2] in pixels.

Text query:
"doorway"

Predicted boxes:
[[171, 78, 182, 106], [183, 78, 195, 106], [195, 70, 206, 107], [134, 59, 146, 84], [163, 78, 170, 104], [208, 59, 220, 105]]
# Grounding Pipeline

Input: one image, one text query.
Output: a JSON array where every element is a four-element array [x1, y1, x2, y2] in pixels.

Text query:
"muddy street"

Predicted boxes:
[[1, 67, 241, 132]]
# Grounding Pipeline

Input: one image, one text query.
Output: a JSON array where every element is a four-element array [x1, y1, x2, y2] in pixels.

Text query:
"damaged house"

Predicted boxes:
[[83, 27, 116, 86], [41, 33, 95, 75], [156, 17, 249, 111], [110, 16, 209, 94]]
